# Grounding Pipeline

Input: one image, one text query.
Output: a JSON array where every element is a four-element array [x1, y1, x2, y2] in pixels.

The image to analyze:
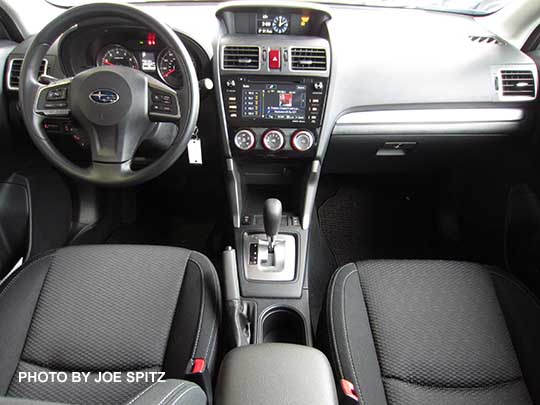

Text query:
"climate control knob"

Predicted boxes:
[[291, 130, 315, 152], [262, 129, 285, 151], [234, 129, 256, 151]]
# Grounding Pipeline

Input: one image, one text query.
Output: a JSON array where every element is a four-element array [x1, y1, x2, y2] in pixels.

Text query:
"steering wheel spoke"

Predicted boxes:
[[34, 78, 72, 117], [148, 80, 181, 123]]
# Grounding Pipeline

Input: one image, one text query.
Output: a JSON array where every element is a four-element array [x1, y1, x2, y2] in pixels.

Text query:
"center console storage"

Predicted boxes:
[[216, 344, 338, 405]]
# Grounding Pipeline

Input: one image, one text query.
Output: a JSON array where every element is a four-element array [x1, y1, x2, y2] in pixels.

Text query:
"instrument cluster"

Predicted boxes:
[[60, 26, 207, 90]]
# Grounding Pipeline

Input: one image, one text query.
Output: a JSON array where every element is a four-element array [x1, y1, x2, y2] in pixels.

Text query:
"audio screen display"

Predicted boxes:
[[241, 82, 307, 121]]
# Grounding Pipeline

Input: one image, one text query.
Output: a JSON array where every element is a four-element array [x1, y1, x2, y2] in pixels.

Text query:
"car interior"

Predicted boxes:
[[0, 0, 539, 404]]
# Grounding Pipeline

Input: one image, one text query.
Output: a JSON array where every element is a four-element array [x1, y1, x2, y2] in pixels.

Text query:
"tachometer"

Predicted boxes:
[[98, 45, 139, 70], [157, 48, 182, 89]]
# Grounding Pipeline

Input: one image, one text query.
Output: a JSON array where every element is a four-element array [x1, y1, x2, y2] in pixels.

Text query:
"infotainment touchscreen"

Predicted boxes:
[[241, 82, 307, 121]]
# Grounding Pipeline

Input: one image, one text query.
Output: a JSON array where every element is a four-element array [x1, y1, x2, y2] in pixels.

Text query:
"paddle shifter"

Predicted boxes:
[[264, 198, 282, 253]]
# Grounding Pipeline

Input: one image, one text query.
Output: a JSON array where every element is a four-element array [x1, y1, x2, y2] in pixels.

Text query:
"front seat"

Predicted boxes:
[[326, 260, 539, 405], [0, 245, 220, 404]]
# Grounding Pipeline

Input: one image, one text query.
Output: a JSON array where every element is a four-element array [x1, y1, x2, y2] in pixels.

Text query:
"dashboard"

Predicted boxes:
[[2, 1, 538, 176], [59, 25, 208, 89]]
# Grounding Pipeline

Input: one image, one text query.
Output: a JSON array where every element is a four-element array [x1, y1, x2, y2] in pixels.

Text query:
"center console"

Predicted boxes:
[[216, 343, 338, 405], [215, 3, 332, 348]]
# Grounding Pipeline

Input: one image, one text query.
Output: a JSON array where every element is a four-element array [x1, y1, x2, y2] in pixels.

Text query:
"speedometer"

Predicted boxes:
[[157, 48, 182, 89], [97, 45, 139, 70]]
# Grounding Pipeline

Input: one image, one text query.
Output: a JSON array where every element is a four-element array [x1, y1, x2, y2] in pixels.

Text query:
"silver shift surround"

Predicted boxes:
[[243, 233, 296, 282]]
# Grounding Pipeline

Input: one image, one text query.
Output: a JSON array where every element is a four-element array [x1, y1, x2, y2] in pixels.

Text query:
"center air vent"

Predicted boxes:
[[469, 35, 504, 45], [222, 46, 260, 70], [290, 48, 327, 71], [8, 59, 48, 90], [499, 70, 536, 99]]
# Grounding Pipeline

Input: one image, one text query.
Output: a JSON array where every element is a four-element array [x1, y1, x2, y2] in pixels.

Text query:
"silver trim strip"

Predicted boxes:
[[336, 108, 525, 125], [7, 58, 49, 91]]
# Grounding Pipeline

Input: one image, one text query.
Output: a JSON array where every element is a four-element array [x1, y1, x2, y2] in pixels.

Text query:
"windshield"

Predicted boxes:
[[45, 0, 515, 16]]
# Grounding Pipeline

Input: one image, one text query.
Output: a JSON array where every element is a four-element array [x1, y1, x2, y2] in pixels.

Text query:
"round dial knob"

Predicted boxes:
[[262, 129, 285, 151], [291, 130, 315, 152], [234, 129, 255, 151]]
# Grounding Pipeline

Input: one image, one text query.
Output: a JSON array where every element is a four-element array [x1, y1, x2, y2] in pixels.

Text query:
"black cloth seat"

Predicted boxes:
[[326, 260, 540, 405], [0, 245, 221, 404]]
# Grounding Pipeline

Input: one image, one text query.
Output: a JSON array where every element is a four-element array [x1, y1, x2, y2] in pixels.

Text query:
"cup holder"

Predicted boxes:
[[260, 307, 307, 345]]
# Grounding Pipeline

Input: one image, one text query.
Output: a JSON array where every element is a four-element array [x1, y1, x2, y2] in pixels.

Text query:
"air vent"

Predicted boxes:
[[469, 35, 504, 45], [8, 59, 48, 90], [500, 70, 536, 98], [290, 48, 327, 71], [222, 46, 260, 70]]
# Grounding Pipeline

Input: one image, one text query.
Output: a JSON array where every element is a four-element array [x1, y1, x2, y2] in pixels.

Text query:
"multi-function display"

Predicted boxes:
[[241, 82, 307, 121]]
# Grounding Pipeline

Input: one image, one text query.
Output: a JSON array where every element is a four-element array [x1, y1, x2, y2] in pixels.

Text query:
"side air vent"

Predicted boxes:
[[290, 48, 327, 71], [469, 35, 504, 45], [8, 59, 48, 90], [500, 70, 536, 98], [222, 46, 260, 70]]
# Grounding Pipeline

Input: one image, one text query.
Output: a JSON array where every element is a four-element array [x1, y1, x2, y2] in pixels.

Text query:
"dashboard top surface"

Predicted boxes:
[[4, 2, 537, 114]]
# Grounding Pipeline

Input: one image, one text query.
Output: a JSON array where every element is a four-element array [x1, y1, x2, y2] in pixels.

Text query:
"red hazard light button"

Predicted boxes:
[[269, 49, 281, 69]]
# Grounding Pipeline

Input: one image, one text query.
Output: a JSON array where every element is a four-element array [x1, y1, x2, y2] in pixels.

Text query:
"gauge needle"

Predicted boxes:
[[163, 68, 176, 78], [103, 60, 113, 65]]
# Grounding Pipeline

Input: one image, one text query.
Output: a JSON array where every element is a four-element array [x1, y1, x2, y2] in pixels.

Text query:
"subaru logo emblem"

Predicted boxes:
[[89, 89, 119, 104]]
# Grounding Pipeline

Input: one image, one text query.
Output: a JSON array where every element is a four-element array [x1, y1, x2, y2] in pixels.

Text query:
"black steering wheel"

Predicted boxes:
[[19, 3, 200, 186]]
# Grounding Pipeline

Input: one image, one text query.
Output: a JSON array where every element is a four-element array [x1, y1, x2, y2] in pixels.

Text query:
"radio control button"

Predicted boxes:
[[262, 129, 285, 151], [313, 81, 324, 91], [292, 130, 315, 152], [234, 129, 256, 151]]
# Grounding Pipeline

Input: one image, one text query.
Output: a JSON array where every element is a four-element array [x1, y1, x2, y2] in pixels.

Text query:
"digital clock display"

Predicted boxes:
[[257, 13, 290, 35]]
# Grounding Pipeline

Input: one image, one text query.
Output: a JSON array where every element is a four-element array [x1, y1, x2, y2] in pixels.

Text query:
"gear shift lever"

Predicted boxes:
[[264, 198, 282, 253]]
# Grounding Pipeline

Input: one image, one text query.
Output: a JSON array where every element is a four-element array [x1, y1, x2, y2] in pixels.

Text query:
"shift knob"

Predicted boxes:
[[264, 198, 282, 239]]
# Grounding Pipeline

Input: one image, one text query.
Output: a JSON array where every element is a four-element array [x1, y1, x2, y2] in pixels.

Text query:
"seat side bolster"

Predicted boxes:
[[187, 251, 222, 372], [327, 263, 387, 405], [491, 270, 540, 404], [125, 379, 205, 405], [163, 251, 221, 380], [0, 254, 55, 395]]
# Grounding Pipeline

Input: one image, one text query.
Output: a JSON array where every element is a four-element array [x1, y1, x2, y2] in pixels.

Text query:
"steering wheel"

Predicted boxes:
[[19, 3, 200, 187]]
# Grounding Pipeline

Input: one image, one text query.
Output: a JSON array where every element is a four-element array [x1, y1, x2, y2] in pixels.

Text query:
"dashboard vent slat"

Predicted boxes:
[[222, 46, 260, 70], [290, 47, 327, 71], [8, 59, 48, 90], [500, 70, 536, 98]]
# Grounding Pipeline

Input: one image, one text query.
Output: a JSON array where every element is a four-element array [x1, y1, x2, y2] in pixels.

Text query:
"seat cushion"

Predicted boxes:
[[327, 260, 540, 405], [0, 245, 220, 405]]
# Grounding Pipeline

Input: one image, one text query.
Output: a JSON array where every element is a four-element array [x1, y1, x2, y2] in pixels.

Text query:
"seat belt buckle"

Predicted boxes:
[[340, 379, 360, 403], [185, 358, 213, 404]]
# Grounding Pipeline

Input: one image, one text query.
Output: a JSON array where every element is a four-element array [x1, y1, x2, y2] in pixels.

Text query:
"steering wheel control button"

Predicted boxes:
[[36, 81, 72, 117], [262, 129, 285, 151], [269, 49, 281, 70], [234, 129, 256, 151], [291, 130, 315, 152], [148, 87, 180, 121], [46, 88, 67, 101]]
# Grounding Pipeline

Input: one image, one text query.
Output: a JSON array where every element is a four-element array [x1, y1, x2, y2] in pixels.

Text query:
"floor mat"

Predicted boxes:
[[106, 217, 216, 256], [318, 183, 446, 266]]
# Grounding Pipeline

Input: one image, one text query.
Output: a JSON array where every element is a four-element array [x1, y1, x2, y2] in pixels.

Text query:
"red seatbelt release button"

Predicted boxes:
[[269, 49, 281, 69], [340, 379, 360, 402], [191, 358, 206, 374]]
